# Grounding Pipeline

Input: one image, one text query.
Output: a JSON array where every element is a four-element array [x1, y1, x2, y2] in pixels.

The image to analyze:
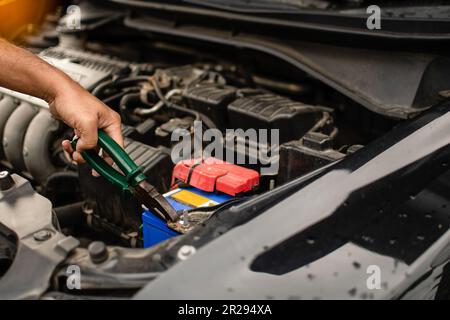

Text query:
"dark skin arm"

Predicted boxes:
[[0, 38, 123, 164]]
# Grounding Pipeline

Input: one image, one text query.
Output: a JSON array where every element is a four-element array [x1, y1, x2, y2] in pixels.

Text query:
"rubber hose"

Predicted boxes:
[[92, 76, 150, 97], [119, 93, 142, 124], [53, 201, 85, 228]]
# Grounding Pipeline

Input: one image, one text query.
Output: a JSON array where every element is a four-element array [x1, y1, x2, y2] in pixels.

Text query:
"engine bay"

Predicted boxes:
[[0, 27, 401, 298]]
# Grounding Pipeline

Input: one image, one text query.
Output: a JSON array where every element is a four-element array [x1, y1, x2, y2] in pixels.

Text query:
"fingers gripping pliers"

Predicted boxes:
[[72, 130, 179, 222]]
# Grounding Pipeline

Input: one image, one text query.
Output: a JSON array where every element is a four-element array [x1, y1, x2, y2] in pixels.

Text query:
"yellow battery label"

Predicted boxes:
[[170, 189, 217, 208]]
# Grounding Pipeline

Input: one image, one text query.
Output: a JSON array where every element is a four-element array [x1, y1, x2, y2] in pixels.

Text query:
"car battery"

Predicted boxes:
[[142, 187, 232, 248]]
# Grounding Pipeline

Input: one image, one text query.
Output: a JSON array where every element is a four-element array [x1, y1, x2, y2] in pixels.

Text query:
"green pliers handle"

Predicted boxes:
[[71, 130, 145, 191], [72, 130, 179, 222]]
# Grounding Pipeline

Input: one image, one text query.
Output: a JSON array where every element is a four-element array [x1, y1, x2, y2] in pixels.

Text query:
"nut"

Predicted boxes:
[[177, 245, 196, 260], [33, 230, 52, 242]]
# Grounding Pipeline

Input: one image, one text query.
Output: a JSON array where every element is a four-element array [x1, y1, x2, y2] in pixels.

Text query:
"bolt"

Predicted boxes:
[[177, 245, 196, 260], [181, 214, 190, 228], [34, 230, 52, 242], [88, 241, 108, 264], [0, 171, 15, 191]]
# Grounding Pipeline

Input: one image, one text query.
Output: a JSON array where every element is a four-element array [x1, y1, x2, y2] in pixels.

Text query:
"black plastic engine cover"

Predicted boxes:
[[227, 93, 323, 143], [183, 84, 237, 129]]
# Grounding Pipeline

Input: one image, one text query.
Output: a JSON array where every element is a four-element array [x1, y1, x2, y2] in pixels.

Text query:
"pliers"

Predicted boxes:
[[71, 130, 179, 222]]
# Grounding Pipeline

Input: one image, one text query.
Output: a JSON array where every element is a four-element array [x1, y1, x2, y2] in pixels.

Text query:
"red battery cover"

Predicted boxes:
[[171, 157, 260, 196]]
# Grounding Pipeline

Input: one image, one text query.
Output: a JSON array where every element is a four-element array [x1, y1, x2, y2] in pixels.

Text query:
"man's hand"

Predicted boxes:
[[49, 83, 123, 164], [0, 38, 123, 167]]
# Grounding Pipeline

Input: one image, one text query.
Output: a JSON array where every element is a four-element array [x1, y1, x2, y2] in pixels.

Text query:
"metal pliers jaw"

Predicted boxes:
[[71, 130, 179, 222]]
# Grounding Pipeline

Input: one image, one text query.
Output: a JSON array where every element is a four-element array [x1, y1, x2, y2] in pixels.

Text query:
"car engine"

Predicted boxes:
[[0, 3, 406, 299]]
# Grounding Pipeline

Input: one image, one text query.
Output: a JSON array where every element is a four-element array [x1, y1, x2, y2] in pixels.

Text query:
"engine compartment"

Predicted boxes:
[[0, 31, 400, 298]]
